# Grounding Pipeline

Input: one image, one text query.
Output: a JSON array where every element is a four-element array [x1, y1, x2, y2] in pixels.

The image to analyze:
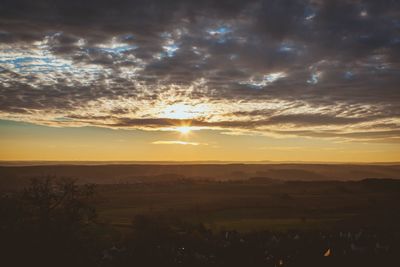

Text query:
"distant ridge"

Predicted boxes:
[[1, 160, 400, 166]]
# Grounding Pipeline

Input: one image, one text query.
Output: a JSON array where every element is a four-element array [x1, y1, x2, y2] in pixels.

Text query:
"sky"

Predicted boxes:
[[0, 0, 400, 162]]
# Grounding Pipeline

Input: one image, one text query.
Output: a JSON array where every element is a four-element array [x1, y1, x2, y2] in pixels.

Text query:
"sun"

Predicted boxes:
[[176, 126, 192, 135]]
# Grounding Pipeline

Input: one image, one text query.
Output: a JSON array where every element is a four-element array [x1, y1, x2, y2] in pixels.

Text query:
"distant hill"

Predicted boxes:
[[0, 163, 399, 191]]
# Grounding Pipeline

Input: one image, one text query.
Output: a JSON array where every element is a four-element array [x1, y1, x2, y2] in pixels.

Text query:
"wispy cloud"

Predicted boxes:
[[151, 140, 207, 146]]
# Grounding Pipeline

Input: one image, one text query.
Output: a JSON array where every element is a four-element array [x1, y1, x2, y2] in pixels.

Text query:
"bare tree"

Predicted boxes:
[[22, 176, 97, 231]]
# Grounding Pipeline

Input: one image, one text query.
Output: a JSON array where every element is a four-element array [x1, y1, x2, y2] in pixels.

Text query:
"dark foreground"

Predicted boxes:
[[1, 175, 400, 266]]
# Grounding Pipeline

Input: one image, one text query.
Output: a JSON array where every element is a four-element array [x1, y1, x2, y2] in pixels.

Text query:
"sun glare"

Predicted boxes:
[[176, 126, 192, 134], [162, 103, 194, 119], [160, 103, 209, 120]]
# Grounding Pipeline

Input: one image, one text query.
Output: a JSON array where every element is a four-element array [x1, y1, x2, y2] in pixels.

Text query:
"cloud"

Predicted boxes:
[[0, 0, 399, 143], [151, 140, 206, 146]]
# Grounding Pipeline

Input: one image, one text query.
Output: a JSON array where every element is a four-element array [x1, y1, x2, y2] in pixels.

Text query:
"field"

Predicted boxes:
[[1, 164, 400, 266], [94, 178, 400, 232], [1, 163, 399, 232]]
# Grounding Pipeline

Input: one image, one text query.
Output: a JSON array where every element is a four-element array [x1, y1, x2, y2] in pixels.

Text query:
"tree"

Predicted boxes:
[[22, 176, 97, 232], [0, 177, 98, 267]]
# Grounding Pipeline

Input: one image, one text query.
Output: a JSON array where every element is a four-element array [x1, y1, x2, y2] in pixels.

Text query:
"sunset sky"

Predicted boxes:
[[1, 0, 399, 162]]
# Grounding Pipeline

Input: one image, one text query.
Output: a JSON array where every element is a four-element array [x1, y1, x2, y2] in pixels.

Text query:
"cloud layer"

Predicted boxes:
[[0, 0, 399, 142]]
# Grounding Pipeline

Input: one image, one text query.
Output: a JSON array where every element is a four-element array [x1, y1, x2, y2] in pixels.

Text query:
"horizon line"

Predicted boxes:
[[1, 160, 399, 166]]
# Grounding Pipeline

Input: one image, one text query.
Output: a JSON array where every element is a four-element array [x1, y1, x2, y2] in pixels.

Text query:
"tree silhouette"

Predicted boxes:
[[22, 176, 97, 231], [0, 177, 98, 267]]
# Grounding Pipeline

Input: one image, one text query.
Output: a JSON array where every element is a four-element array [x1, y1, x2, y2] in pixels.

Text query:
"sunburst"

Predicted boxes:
[[176, 126, 192, 135]]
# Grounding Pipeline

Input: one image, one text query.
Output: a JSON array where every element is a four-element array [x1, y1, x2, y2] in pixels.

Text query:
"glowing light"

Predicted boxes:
[[176, 126, 192, 134], [152, 140, 202, 146], [161, 103, 208, 120], [162, 103, 192, 119]]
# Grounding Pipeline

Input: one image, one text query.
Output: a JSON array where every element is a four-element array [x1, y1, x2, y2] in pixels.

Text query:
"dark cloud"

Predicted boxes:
[[0, 0, 399, 141], [100, 112, 390, 129]]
